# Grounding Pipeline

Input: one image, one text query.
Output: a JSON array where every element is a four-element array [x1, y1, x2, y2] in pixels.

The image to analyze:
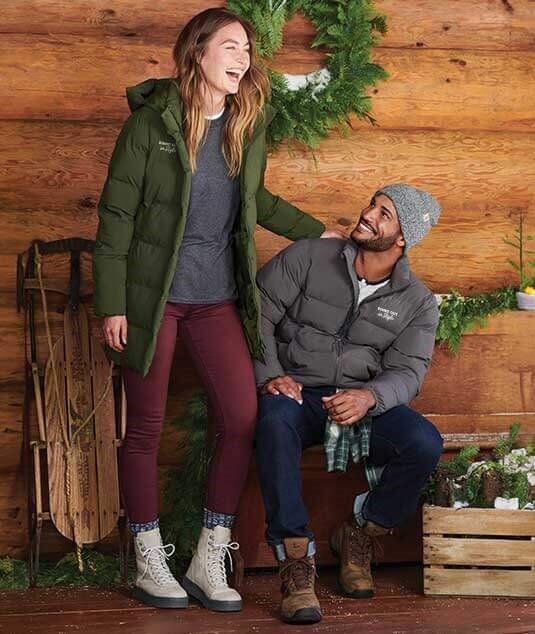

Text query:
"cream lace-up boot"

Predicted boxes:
[[181, 526, 242, 612], [132, 527, 188, 608]]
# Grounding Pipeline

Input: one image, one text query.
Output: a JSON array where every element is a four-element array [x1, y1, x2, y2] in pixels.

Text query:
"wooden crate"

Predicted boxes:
[[423, 504, 535, 598]]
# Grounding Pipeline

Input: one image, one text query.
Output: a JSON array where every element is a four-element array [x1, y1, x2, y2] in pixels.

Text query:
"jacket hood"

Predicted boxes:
[[125, 77, 276, 128], [126, 78, 177, 113]]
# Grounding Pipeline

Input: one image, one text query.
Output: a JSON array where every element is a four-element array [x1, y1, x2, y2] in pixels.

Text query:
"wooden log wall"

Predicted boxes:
[[1, 1, 534, 558]]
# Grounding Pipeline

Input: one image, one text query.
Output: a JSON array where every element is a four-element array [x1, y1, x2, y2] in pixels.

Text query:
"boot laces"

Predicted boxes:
[[279, 558, 315, 593], [206, 532, 240, 588], [349, 525, 373, 567], [139, 543, 176, 585]]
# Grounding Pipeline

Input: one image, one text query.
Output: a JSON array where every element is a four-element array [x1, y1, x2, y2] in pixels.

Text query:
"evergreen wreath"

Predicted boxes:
[[226, 0, 388, 149]]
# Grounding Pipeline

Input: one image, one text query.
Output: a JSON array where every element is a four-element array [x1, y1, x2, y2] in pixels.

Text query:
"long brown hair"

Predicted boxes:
[[173, 8, 270, 178]]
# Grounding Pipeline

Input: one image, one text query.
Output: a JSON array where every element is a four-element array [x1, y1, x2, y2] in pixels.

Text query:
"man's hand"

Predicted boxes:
[[261, 376, 304, 405], [320, 229, 348, 239], [321, 389, 376, 426], [102, 315, 128, 352]]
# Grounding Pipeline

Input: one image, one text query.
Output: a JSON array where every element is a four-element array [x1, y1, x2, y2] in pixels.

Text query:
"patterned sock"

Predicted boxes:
[[203, 507, 235, 530], [128, 517, 160, 535]]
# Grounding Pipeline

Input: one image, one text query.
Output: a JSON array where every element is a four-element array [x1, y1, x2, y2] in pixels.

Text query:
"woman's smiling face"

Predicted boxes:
[[200, 21, 251, 103]]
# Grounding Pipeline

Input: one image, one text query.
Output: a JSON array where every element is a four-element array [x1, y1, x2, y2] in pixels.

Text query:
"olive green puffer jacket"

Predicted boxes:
[[93, 78, 325, 376]]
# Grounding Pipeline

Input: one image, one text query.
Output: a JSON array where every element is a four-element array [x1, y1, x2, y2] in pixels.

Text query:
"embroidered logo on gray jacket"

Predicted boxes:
[[377, 306, 398, 321]]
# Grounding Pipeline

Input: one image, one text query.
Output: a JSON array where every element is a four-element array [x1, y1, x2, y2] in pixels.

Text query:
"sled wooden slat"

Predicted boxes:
[[45, 338, 71, 540], [423, 505, 535, 597], [63, 303, 100, 544], [91, 337, 119, 540]]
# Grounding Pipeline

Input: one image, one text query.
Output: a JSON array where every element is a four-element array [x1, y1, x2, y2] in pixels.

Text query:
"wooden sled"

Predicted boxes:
[[18, 238, 129, 586]]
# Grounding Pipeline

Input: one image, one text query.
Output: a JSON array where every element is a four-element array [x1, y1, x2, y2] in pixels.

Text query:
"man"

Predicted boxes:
[[254, 183, 444, 624]]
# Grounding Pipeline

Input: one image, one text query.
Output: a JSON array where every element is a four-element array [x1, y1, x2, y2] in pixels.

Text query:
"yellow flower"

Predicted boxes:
[[523, 286, 535, 295]]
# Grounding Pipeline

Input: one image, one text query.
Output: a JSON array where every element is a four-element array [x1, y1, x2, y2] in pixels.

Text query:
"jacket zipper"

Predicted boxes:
[[333, 271, 359, 387]]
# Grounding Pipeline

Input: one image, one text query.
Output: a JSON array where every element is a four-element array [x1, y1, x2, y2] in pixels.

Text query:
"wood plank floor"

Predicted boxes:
[[1, 565, 535, 633]]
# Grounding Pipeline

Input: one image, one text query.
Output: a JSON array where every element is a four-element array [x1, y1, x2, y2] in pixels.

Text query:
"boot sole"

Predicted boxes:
[[131, 586, 188, 608], [180, 576, 242, 612], [282, 607, 322, 624], [329, 537, 375, 599]]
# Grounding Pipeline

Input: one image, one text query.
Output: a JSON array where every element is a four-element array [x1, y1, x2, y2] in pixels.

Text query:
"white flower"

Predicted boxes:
[[494, 497, 519, 510], [511, 448, 527, 457], [284, 69, 332, 99], [465, 461, 488, 477]]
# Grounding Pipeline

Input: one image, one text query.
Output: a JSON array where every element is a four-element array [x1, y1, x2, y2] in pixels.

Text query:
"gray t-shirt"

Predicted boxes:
[[167, 109, 240, 303]]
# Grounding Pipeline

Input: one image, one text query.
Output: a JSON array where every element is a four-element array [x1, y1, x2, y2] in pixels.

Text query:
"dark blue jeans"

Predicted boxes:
[[255, 386, 443, 546]]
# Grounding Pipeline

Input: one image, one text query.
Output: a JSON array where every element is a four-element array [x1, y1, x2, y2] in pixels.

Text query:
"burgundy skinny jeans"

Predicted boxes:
[[121, 300, 258, 523]]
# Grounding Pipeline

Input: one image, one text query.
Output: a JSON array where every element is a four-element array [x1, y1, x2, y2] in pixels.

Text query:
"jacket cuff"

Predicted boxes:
[[256, 376, 279, 391], [254, 363, 285, 391], [304, 216, 326, 239], [290, 215, 325, 240], [364, 385, 386, 417]]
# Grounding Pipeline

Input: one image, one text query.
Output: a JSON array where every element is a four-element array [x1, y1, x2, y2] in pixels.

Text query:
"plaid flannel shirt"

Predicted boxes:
[[324, 414, 385, 489]]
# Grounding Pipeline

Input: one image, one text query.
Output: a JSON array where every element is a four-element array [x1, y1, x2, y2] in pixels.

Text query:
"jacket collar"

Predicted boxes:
[[159, 81, 276, 171], [342, 239, 411, 291]]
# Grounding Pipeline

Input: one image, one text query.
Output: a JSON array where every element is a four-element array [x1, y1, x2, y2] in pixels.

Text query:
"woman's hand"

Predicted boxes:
[[320, 229, 348, 239], [102, 315, 128, 352]]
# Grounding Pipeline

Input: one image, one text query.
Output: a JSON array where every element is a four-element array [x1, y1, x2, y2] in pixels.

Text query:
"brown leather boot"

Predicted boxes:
[[278, 537, 321, 624], [330, 516, 391, 598]]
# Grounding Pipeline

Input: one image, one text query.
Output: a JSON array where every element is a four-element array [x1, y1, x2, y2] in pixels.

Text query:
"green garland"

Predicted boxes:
[[436, 287, 517, 354], [436, 221, 532, 353], [226, 0, 388, 149]]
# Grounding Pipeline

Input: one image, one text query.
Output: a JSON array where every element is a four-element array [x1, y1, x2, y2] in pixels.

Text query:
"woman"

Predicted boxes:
[[93, 7, 339, 612]]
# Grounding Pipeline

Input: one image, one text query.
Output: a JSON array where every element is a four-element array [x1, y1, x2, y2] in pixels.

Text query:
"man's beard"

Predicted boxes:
[[353, 233, 400, 252]]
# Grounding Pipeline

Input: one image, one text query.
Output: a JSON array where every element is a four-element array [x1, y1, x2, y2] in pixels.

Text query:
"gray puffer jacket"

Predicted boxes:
[[254, 238, 439, 416]]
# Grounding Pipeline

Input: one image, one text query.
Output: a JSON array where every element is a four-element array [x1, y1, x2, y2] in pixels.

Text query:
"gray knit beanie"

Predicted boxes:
[[376, 183, 441, 250]]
